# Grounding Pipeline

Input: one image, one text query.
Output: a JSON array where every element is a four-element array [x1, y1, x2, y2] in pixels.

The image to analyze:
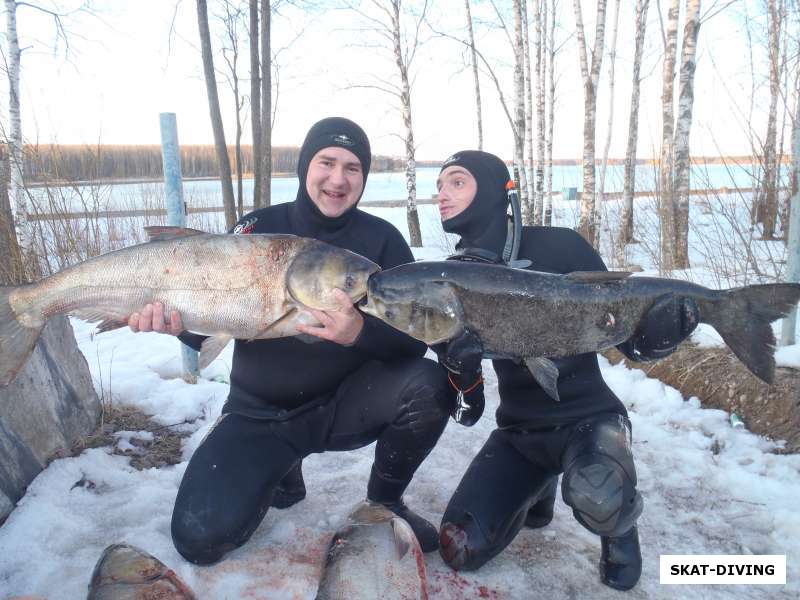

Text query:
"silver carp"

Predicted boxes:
[[0, 227, 379, 386], [361, 261, 800, 400], [86, 543, 196, 600], [316, 501, 428, 600]]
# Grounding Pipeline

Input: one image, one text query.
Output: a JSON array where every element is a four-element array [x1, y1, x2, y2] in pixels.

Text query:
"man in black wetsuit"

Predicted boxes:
[[128, 117, 452, 564], [432, 150, 699, 590]]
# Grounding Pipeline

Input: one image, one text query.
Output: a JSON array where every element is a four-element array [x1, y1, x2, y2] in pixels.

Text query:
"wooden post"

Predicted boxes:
[[159, 113, 200, 382]]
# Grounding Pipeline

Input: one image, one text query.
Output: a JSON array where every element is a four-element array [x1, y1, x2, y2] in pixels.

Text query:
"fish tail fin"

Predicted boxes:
[[0, 285, 44, 386], [696, 283, 800, 384]]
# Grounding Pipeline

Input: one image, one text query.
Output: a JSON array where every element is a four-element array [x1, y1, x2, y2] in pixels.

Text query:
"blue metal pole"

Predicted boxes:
[[159, 113, 200, 381], [781, 110, 800, 346]]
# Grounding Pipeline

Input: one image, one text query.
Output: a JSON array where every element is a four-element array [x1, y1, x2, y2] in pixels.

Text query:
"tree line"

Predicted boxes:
[[5, 144, 405, 183]]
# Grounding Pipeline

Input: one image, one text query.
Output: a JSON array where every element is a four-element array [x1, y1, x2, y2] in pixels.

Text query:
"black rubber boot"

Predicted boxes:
[[271, 461, 306, 509], [367, 466, 439, 553], [600, 526, 642, 591], [525, 477, 558, 529]]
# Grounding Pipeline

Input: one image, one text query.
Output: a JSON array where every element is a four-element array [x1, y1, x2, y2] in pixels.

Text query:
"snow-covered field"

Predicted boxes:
[[1, 194, 799, 598]]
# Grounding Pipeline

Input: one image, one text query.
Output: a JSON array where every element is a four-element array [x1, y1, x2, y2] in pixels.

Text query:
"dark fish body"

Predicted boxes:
[[0, 227, 379, 386], [87, 543, 196, 600], [316, 501, 428, 600], [362, 261, 800, 397]]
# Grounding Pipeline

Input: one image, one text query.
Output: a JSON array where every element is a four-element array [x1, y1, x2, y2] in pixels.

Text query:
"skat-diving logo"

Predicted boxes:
[[331, 134, 354, 147], [442, 153, 461, 167], [233, 217, 258, 234]]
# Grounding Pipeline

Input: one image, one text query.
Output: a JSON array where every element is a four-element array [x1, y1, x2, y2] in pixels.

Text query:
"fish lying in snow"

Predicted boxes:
[[87, 543, 196, 599], [0, 226, 378, 386], [361, 261, 800, 401], [316, 501, 428, 600]]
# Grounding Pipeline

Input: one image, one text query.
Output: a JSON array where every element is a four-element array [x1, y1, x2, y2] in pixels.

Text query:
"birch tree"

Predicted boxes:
[[535, 0, 546, 226], [598, 0, 620, 209], [573, 0, 608, 245], [464, 0, 483, 149], [511, 0, 530, 222], [672, 0, 701, 268], [658, 0, 680, 272], [220, 0, 247, 218], [197, 0, 237, 229], [619, 0, 650, 253], [544, 0, 559, 226], [347, 0, 428, 246], [757, 0, 785, 240], [522, 0, 535, 218]]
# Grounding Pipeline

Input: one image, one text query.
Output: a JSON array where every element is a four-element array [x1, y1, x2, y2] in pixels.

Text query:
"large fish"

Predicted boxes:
[[361, 261, 800, 401], [316, 501, 428, 600], [0, 227, 379, 386], [87, 543, 196, 600]]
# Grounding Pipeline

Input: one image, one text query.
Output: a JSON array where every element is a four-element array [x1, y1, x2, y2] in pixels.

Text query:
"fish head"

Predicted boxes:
[[361, 269, 464, 345], [287, 241, 380, 309]]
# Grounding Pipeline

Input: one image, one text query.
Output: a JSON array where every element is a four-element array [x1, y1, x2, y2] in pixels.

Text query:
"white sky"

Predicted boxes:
[[3, 0, 793, 162]]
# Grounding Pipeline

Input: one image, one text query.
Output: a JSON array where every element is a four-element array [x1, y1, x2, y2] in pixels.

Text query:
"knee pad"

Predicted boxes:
[[561, 417, 643, 537], [439, 514, 493, 571]]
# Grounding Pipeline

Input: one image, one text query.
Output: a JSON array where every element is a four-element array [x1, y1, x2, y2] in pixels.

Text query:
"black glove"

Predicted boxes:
[[447, 369, 485, 427], [431, 329, 483, 374], [620, 293, 700, 361]]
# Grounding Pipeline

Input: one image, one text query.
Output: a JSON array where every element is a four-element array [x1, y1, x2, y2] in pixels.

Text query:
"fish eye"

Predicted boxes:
[[344, 275, 355, 289], [384, 309, 395, 320]]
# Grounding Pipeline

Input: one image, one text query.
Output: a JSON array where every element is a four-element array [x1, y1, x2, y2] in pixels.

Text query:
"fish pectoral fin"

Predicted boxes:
[[96, 318, 128, 333], [564, 270, 632, 283], [250, 307, 299, 340], [144, 226, 206, 242], [390, 517, 414, 559], [524, 357, 561, 402], [295, 333, 322, 344], [199, 334, 233, 370]]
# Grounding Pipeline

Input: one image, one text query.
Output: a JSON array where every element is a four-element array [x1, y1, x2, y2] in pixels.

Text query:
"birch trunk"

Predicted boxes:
[[619, 0, 650, 253], [573, 0, 608, 246], [197, 0, 237, 230], [464, 0, 483, 150], [659, 0, 680, 273], [259, 0, 272, 208], [4, 0, 30, 270], [760, 0, 781, 239], [673, 0, 701, 268], [514, 0, 530, 223], [535, 0, 546, 226], [598, 0, 620, 209], [391, 0, 422, 247], [545, 0, 556, 227], [523, 0, 536, 221], [250, 0, 262, 209]]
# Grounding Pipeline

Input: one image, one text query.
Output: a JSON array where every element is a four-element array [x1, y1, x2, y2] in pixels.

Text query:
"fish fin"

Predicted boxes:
[[96, 318, 128, 333], [199, 334, 233, 370], [0, 286, 44, 386], [295, 333, 323, 344], [695, 283, 800, 384], [390, 517, 414, 560], [250, 307, 299, 340], [144, 226, 206, 242], [524, 357, 560, 402], [565, 270, 632, 282]]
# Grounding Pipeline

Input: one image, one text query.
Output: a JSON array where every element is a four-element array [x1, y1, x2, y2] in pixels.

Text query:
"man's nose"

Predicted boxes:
[[328, 165, 347, 186]]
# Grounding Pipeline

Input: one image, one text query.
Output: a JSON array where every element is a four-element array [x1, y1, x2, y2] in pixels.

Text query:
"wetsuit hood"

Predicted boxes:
[[440, 150, 511, 261], [290, 117, 372, 239]]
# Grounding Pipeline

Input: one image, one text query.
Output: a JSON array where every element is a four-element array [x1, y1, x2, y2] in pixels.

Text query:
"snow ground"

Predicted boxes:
[[2, 194, 799, 598]]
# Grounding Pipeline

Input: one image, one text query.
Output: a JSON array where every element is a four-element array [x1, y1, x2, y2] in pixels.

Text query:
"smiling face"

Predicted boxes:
[[437, 166, 478, 222], [305, 146, 365, 218]]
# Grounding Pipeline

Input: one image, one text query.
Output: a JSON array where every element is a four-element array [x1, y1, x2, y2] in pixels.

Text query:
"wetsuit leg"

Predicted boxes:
[[560, 413, 642, 537], [171, 413, 301, 565], [439, 430, 554, 571], [326, 357, 452, 551]]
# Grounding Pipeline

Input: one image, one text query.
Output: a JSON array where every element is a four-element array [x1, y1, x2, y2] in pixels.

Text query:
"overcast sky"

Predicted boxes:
[[3, 0, 791, 162]]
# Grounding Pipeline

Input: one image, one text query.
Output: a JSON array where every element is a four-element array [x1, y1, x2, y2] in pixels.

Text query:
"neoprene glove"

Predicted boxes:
[[620, 293, 700, 361], [431, 329, 485, 427]]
